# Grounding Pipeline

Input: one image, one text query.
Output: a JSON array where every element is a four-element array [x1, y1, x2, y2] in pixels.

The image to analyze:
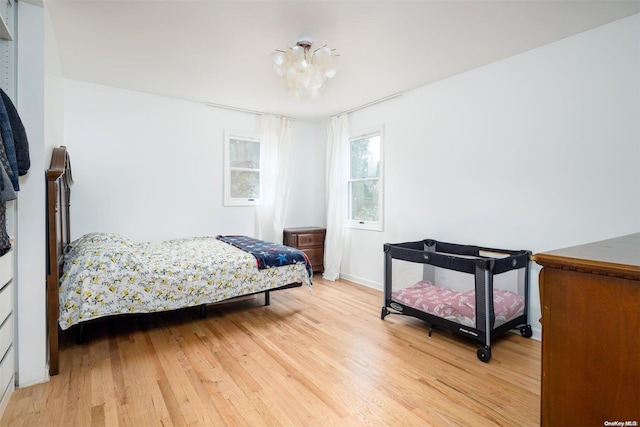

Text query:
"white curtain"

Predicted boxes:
[[257, 115, 293, 244], [323, 114, 349, 281]]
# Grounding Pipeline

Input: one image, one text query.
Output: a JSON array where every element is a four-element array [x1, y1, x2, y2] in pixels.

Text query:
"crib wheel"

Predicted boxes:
[[477, 346, 491, 363], [519, 325, 533, 338], [381, 307, 389, 320]]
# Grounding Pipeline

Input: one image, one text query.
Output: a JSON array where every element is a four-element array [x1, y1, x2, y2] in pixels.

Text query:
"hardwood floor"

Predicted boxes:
[[0, 278, 540, 426]]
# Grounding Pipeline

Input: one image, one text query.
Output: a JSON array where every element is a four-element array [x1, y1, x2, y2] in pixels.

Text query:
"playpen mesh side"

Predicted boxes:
[[387, 240, 528, 329]]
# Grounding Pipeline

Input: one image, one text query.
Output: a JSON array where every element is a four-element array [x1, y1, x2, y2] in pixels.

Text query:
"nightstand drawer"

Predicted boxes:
[[296, 233, 324, 248], [302, 248, 323, 270], [284, 227, 325, 274]]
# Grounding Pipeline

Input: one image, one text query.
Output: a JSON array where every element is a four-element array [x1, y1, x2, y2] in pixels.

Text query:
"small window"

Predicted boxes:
[[348, 128, 383, 230], [224, 131, 261, 206]]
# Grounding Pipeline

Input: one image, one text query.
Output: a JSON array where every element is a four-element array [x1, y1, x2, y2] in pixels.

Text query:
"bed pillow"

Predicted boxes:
[[63, 232, 140, 271]]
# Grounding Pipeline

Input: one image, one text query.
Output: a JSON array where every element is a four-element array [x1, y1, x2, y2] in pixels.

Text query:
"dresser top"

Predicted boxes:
[[532, 233, 640, 279]]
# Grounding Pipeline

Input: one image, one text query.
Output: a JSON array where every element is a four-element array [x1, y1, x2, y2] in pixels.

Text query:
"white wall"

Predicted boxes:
[[342, 14, 640, 339], [63, 81, 326, 242], [16, 2, 47, 387], [44, 0, 64, 161], [285, 119, 326, 228]]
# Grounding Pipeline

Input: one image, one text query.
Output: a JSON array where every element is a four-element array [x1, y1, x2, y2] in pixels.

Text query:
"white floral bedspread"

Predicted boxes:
[[59, 233, 312, 330]]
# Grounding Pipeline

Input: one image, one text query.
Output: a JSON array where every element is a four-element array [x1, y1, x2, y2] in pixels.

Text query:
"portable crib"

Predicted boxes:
[[381, 239, 532, 362]]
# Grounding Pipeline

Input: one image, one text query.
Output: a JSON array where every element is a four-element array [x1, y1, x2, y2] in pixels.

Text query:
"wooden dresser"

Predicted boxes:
[[283, 227, 325, 274], [532, 233, 640, 427]]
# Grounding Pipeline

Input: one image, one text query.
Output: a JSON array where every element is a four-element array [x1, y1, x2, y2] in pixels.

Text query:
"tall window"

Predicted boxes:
[[224, 131, 261, 206], [348, 128, 383, 230]]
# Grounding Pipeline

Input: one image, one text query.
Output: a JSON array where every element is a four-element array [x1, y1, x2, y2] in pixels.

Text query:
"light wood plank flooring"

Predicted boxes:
[[0, 278, 540, 426]]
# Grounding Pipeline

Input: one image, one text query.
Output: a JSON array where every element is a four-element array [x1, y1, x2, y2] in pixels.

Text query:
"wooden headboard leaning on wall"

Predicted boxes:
[[45, 146, 73, 376]]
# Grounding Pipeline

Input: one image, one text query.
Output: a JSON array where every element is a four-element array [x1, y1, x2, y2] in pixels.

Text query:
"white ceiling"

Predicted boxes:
[[45, 0, 640, 120]]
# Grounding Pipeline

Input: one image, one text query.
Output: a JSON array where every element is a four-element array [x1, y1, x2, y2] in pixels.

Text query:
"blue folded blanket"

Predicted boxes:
[[216, 235, 313, 281]]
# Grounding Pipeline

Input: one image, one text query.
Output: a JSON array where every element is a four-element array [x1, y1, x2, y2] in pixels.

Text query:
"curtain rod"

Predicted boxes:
[[204, 102, 295, 121], [335, 92, 402, 117]]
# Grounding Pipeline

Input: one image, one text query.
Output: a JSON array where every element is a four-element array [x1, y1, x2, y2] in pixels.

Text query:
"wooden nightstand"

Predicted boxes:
[[283, 227, 325, 274]]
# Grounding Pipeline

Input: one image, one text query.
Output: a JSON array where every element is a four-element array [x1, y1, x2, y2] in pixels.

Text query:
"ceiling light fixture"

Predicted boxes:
[[272, 39, 339, 99]]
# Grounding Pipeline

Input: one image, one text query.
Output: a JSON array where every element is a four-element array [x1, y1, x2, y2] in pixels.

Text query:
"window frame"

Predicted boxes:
[[223, 130, 262, 206], [347, 126, 384, 231]]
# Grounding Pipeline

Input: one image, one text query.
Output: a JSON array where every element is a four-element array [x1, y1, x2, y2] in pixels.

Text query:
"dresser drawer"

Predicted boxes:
[[0, 345, 14, 399], [0, 315, 12, 361], [0, 283, 12, 326], [0, 248, 13, 287], [296, 232, 325, 248]]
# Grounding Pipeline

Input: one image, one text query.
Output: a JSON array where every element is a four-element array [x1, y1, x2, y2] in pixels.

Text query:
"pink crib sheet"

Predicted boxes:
[[391, 280, 524, 323]]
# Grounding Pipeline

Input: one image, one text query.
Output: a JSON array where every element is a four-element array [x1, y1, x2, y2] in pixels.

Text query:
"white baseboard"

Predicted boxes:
[[338, 272, 382, 291]]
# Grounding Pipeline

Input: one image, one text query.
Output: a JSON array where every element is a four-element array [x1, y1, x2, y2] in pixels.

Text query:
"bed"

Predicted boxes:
[[46, 146, 312, 376], [381, 239, 532, 362]]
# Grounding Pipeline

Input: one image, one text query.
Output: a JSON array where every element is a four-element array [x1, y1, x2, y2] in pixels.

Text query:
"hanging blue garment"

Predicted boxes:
[[0, 94, 18, 191], [0, 89, 29, 175], [0, 131, 13, 192]]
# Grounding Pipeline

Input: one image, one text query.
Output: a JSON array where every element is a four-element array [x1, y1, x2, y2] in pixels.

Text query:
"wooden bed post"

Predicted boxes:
[[45, 179, 59, 376], [46, 146, 72, 376]]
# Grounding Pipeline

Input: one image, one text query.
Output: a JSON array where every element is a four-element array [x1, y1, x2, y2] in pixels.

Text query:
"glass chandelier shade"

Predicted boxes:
[[272, 40, 339, 99]]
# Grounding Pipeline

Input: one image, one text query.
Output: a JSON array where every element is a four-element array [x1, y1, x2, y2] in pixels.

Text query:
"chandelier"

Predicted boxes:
[[272, 40, 339, 99]]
